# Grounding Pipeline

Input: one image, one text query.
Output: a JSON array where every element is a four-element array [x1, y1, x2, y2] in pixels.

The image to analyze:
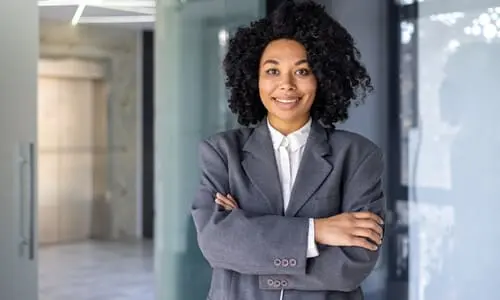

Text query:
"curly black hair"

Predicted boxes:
[[223, 0, 373, 127]]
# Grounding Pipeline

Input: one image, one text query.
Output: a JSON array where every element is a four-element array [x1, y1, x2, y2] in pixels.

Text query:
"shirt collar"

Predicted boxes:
[[267, 118, 312, 152]]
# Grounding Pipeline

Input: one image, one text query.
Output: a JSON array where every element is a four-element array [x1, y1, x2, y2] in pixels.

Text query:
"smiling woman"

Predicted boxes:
[[191, 1, 386, 300], [223, 0, 373, 132], [259, 39, 318, 134]]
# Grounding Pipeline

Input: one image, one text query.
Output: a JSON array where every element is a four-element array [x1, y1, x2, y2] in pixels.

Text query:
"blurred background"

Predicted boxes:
[[1, 0, 499, 299]]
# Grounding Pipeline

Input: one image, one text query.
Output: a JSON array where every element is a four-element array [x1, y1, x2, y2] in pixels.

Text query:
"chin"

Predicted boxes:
[[269, 110, 306, 123]]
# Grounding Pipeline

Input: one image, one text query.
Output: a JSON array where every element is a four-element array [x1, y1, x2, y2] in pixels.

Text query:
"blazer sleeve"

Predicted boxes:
[[259, 147, 386, 292], [191, 139, 311, 275]]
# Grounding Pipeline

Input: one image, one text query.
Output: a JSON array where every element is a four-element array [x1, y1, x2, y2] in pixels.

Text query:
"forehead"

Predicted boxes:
[[261, 39, 307, 61]]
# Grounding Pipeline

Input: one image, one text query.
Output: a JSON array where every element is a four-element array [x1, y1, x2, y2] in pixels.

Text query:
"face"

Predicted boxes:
[[259, 39, 317, 132]]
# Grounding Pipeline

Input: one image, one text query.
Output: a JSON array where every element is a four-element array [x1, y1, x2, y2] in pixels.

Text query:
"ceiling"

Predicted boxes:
[[39, 0, 155, 30], [39, 0, 262, 30]]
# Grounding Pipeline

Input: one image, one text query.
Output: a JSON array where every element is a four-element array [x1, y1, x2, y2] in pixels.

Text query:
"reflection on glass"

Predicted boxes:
[[403, 4, 500, 300], [463, 7, 500, 40], [399, 20, 417, 186]]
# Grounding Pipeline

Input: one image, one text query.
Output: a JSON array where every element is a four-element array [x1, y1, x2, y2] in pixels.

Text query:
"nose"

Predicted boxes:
[[279, 75, 297, 91], [280, 84, 296, 91]]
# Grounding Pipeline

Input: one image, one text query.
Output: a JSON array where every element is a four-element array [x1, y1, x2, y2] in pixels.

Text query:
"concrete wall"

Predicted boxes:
[[39, 20, 141, 240]]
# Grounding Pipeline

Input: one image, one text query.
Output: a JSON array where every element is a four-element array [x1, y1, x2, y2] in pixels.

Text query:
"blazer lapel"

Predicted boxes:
[[286, 121, 333, 217], [241, 122, 284, 214]]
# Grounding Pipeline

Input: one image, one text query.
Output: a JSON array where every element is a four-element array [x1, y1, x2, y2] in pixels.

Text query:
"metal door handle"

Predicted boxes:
[[27, 143, 36, 260], [17, 142, 36, 260], [17, 147, 29, 257]]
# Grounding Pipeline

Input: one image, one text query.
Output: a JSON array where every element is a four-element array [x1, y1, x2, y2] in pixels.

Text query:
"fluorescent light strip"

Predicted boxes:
[[38, 0, 155, 7], [71, 4, 86, 25], [93, 5, 155, 14], [78, 15, 155, 23]]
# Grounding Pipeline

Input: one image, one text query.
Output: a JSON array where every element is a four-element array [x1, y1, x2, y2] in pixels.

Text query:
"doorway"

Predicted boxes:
[[37, 58, 109, 245], [36, 58, 153, 300]]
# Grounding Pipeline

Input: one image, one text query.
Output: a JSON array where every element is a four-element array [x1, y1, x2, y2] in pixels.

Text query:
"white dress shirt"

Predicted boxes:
[[267, 118, 319, 259]]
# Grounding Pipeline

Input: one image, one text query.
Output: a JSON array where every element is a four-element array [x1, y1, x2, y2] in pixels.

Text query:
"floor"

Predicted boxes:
[[39, 240, 154, 300]]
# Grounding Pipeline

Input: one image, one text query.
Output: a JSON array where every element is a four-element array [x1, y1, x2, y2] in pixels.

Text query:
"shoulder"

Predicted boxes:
[[328, 129, 380, 153], [326, 129, 384, 167], [199, 127, 253, 157]]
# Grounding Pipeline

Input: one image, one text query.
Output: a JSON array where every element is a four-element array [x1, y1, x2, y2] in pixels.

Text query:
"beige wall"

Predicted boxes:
[[39, 20, 141, 240], [38, 63, 108, 244]]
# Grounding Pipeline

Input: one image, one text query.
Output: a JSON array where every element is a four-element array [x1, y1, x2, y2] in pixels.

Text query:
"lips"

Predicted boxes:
[[272, 97, 302, 103], [271, 96, 302, 110]]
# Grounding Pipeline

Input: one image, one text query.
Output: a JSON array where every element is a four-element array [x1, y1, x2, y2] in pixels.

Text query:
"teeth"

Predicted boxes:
[[275, 98, 299, 103]]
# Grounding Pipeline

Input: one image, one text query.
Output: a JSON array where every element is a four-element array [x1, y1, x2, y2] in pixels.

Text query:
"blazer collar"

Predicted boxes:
[[267, 118, 312, 152], [243, 119, 330, 156], [242, 119, 333, 216]]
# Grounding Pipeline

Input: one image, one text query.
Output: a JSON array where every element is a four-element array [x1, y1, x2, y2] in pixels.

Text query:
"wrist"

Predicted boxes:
[[313, 218, 324, 244]]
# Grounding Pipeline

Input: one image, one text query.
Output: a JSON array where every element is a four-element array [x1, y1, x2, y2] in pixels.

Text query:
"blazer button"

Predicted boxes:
[[273, 258, 281, 266], [281, 280, 288, 287], [289, 258, 297, 267], [281, 258, 289, 267], [273, 280, 281, 288], [267, 279, 274, 286]]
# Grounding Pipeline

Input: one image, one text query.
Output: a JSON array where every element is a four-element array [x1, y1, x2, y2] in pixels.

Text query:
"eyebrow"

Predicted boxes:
[[262, 59, 308, 66]]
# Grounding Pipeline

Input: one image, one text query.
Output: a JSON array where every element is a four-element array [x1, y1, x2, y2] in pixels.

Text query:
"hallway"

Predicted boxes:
[[39, 240, 154, 300]]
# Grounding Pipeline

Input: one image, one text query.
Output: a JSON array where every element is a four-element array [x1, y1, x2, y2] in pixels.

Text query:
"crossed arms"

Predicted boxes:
[[191, 140, 386, 292]]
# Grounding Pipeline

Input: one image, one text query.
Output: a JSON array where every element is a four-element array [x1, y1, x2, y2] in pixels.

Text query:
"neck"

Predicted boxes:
[[268, 115, 310, 135]]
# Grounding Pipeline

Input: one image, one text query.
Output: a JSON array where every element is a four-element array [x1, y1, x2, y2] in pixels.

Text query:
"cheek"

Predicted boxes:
[[299, 81, 317, 99], [258, 79, 276, 99]]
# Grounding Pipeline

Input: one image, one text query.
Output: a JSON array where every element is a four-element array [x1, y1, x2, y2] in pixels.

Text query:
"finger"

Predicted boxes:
[[216, 193, 238, 208], [215, 199, 234, 210], [215, 197, 237, 209], [352, 211, 384, 225], [354, 219, 384, 237], [215, 198, 236, 209], [352, 228, 382, 245], [226, 194, 239, 208], [349, 236, 379, 251], [216, 196, 237, 208]]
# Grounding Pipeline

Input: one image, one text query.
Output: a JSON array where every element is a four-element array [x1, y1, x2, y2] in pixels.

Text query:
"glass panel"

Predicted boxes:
[[403, 2, 500, 300], [400, 19, 418, 186], [154, 0, 264, 299]]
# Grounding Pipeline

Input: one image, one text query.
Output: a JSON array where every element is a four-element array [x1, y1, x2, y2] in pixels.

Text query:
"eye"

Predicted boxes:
[[265, 68, 279, 76], [295, 68, 311, 76]]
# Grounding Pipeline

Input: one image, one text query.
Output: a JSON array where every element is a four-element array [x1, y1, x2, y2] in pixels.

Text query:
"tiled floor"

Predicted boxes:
[[39, 240, 154, 300]]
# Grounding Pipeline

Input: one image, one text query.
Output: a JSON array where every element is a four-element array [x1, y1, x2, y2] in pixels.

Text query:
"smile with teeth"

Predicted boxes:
[[273, 97, 301, 103]]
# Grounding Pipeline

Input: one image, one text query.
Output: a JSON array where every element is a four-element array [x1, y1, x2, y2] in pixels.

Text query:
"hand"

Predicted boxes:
[[314, 212, 384, 251], [215, 193, 239, 211]]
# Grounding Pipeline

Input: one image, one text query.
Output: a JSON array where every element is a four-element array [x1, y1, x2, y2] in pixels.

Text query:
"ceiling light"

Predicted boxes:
[[78, 15, 155, 23], [71, 4, 86, 25], [38, 0, 155, 7]]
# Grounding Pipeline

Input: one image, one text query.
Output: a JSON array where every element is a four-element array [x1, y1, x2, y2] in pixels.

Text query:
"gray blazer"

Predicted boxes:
[[191, 120, 386, 300]]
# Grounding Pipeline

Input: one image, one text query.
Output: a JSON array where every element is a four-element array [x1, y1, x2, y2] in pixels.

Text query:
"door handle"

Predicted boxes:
[[17, 142, 36, 260], [27, 142, 36, 260], [17, 145, 29, 257]]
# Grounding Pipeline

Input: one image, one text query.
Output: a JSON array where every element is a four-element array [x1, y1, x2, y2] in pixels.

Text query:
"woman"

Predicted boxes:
[[191, 1, 385, 299]]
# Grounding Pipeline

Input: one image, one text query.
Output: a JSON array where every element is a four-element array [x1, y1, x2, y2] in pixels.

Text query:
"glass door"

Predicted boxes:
[[0, 1, 39, 300], [154, 0, 264, 299], [388, 0, 500, 299]]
